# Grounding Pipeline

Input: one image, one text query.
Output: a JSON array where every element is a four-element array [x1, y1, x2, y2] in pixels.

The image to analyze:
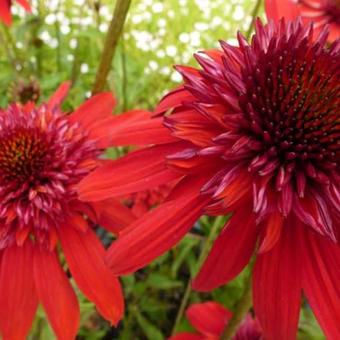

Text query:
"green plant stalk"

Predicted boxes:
[[245, 0, 262, 40], [221, 259, 255, 339], [1, 25, 22, 71], [171, 216, 226, 335], [120, 38, 128, 110], [92, 0, 132, 94]]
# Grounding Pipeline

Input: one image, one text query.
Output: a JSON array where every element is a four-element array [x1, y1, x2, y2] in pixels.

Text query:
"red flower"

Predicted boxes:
[[0, 0, 31, 25], [0, 82, 137, 339], [265, 0, 340, 42], [80, 19, 340, 339], [169, 302, 262, 340]]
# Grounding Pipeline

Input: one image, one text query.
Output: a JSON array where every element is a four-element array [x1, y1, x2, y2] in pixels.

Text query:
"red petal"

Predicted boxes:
[[186, 302, 232, 336], [106, 176, 211, 275], [78, 143, 185, 202], [154, 86, 195, 115], [90, 198, 137, 234], [33, 247, 80, 340], [109, 110, 176, 146], [0, 242, 38, 340], [193, 203, 258, 291], [265, 0, 300, 22], [69, 92, 116, 127], [17, 0, 31, 11], [47, 82, 71, 110], [59, 225, 124, 325], [0, 2, 12, 25], [301, 229, 340, 339], [258, 212, 283, 253], [253, 220, 301, 340]]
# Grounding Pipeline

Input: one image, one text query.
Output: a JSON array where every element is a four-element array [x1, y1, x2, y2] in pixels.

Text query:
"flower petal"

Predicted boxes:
[[0, 2, 12, 25], [47, 82, 71, 110], [106, 176, 211, 275], [90, 198, 137, 234], [186, 302, 232, 336], [301, 228, 340, 339], [33, 247, 80, 340], [109, 110, 176, 146], [193, 203, 258, 291], [78, 143, 185, 202], [0, 242, 38, 340], [154, 86, 195, 115], [265, 0, 299, 22], [253, 221, 301, 340], [17, 0, 31, 11], [59, 225, 124, 325], [69, 92, 116, 127]]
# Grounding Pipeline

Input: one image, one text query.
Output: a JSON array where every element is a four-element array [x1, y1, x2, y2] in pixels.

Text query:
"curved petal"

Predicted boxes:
[[78, 143, 185, 202], [106, 175, 211, 275], [69, 92, 116, 128], [154, 86, 195, 115], [265, 0, 300, 22], [301, 228, 340, 339], [47, 82, 71, 111], [0, 242, 38, 340], [59, 225, 124, 325], [253, 220, 301, 340], [186, 302, 231, 336], [0, 2, 12, 25], [33, 247, 80, 340], [90, 198, 137, 234], [193, 203, 258, 291], [17, 0, 31, 11], [109, 110, 176, 146]]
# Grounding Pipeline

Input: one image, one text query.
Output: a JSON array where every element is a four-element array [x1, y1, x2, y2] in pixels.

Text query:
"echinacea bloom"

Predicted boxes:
[[266, 0, 340, 42], [169, 302, 262, 340], [9, 78, 41, 104], [0, 82, 138, 340], [0, 0, 31, 25], [80, 18, 340, 340]]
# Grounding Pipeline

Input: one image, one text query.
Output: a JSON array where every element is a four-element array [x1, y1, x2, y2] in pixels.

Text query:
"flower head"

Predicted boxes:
[[0, 82, 137, 339], [169, 302, 262, 340], [265, 0, 340, 42], [0, 0, 31, 25], [80, 19, 340, 339], [9, 78, 41, 104]]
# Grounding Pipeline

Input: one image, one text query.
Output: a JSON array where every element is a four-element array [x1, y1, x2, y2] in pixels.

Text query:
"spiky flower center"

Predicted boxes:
[[0, 128, 48, 182], [242, 40, 339, 179], [0, 105, 98, 248]]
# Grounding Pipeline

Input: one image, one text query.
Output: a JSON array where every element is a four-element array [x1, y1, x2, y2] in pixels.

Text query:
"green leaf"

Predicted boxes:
[[136, 312, 164, 340], [146, 273, 183, 290]]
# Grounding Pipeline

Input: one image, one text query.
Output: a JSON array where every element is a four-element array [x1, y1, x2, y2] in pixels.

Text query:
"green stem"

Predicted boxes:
[[245, 0, 262, 40], [221, 260, 255, 339], [92, 0, 132, 94], [120, 38, 128, 110], [171, 216, 226, 335]]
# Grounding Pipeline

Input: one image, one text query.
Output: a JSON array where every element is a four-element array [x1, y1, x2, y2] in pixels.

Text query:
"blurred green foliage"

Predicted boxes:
[[0, 0, 324, 339]]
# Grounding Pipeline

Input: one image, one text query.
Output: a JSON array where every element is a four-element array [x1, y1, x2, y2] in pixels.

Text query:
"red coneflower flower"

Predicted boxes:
[[0, 82, 137, 340], [266, 0, 340, 42], [79, 19, 340, 339], [169, 302, 262, 340], [0, 0, 31, 25]]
